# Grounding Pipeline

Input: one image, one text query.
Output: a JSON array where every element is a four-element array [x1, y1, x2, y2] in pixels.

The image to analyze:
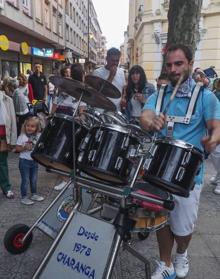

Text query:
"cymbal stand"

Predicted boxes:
[[71, 89, 84, 186]]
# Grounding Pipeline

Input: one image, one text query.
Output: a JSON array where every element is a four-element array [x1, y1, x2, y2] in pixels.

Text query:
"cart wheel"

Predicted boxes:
[[137, 232, 150, 241], [4, 224, 33, 254]]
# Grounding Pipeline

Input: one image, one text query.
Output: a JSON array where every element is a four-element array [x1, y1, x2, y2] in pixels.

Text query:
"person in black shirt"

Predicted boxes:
[[28, 63, 47, 101]]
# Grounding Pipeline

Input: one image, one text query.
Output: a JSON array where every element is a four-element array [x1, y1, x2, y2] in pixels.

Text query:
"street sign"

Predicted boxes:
[[37, 211, 116, 279]]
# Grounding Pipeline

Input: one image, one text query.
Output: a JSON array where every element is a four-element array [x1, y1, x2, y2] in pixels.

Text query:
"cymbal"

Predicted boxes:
[[49, 76, 116, 111], [85, 75, 121, 98]]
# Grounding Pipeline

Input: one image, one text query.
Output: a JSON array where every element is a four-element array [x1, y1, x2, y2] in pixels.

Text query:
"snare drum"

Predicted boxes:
[[77, 123, 140, 184], [32, 113, 88, 172], [101, 111, 128, 125], [130, 182, 169, 233], [142, 138, 203, 197]]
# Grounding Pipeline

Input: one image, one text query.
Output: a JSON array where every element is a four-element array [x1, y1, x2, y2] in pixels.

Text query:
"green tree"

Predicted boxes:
[[167, 0, 203, 56]]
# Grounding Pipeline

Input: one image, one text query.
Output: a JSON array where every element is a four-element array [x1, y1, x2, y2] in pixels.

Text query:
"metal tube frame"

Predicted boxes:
[[22, 180, 73, 243]]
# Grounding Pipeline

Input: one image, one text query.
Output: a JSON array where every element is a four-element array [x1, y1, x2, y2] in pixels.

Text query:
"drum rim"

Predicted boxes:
[[91, 123, 131, 134], [101, 110, 128, 124], [54, 113, 73, 121], [155, 137, 203, 154], [80, 111, 101, 121]]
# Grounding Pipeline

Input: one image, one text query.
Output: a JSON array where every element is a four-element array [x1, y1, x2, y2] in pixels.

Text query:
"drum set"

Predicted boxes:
[[3, 75, 204, 279]]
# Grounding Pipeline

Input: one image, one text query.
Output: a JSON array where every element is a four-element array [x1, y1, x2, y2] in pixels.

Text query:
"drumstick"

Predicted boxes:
[[162, 73, 184, 114]]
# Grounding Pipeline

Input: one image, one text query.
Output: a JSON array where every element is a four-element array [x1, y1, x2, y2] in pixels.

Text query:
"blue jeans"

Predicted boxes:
[[19, 158, 38, 198]]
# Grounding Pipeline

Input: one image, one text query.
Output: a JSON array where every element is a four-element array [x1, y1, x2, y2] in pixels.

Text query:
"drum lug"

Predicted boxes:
[[50, 118, 55, 126], [143, 158, 152, 171], [149, 145, 158, 157], [95, 130, 103, 142], [64, 152, 70, 159], [181, 152, 191, 166], [115, 157, 123, 170], [88, 150, 96, 162], [175, 166, 185, 181], [121, 136, 129, 149], [37, 142, 44, 149], [128, 146, 137, 158], [77, 151, 84, 162], [80, 135, 90, 150]]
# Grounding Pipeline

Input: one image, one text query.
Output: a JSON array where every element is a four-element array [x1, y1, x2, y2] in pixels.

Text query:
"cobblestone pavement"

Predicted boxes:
[[0, 153, 220, 279]]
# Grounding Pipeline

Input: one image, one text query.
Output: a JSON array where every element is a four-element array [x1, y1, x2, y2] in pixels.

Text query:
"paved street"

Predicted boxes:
[[0, 152, 220, 279]]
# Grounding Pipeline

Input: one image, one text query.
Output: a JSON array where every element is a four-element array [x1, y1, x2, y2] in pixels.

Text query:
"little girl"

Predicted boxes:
[[16, 116, 44, 205]]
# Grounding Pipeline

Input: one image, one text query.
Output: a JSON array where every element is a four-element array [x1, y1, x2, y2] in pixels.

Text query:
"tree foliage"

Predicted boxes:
[[167, 0, 203, 56]]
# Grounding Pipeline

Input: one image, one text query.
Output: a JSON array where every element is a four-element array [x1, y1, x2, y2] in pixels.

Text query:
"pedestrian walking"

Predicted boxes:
[[16, 116, 44, 205]]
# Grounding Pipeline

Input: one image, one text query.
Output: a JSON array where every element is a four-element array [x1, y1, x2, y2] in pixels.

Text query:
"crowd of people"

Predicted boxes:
[[1, 44, 220, 278]]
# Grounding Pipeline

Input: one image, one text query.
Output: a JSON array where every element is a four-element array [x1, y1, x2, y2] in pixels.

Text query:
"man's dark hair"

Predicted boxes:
[[60, 66, 70, 77], [107, 47, 121, 58], [70, 63, 84, 82], [166, 44, 193, 62], [126, 65, 147, 100]]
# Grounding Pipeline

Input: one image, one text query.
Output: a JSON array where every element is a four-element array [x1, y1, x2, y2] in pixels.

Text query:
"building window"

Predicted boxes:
[[73, 31, 76, 46], [73, 7, 75, 23], [45, 3, 50, 29], [7, 0, 19, 8], [52, 8, 57, 33], [66, 24, 69, 41], [70, 28, 73, 43], [70, 3, 72, 19], [65, 0, 69, 15], [35, 1, 42, 23], [58, 13, 63, 37], [22, 0, 31, 16]]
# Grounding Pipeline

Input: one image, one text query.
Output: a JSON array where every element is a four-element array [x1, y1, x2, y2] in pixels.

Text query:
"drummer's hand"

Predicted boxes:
[[151, 113, 166, 131], [201, 135, 218, 153]]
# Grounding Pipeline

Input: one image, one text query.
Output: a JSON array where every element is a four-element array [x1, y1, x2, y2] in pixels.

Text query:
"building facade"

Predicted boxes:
[[0, 0, 105, 78], [127, 0, 220, 82]]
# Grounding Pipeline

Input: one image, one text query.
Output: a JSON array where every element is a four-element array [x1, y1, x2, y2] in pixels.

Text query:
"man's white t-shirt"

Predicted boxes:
[[93, 67, 126, 112]]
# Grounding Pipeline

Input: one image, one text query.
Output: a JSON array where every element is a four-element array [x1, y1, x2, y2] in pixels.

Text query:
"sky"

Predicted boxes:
[[92, 0, 129, 49]]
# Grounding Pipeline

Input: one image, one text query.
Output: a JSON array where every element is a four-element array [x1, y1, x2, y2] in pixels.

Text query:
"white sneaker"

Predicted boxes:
[[152, 261, 176, 279], [174, 251, 189, 278], [209, 174, 220, 185], [21, 197, 34, 205], [214, 184, 220, 195], [54, 181, 66, 191], [31, 194, 44, 202]]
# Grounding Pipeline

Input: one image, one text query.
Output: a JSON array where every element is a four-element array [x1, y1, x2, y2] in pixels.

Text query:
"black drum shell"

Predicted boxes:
[[78, 125, 140, 184], [142, 139, 203, 197], [31, 115, 88, 172]]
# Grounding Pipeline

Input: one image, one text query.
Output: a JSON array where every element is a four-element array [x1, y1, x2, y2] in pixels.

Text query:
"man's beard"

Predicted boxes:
[[169, 72, 189, 86]]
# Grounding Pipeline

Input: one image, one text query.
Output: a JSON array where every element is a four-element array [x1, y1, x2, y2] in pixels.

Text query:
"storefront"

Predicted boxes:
[[0, 24, 64, 80]]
